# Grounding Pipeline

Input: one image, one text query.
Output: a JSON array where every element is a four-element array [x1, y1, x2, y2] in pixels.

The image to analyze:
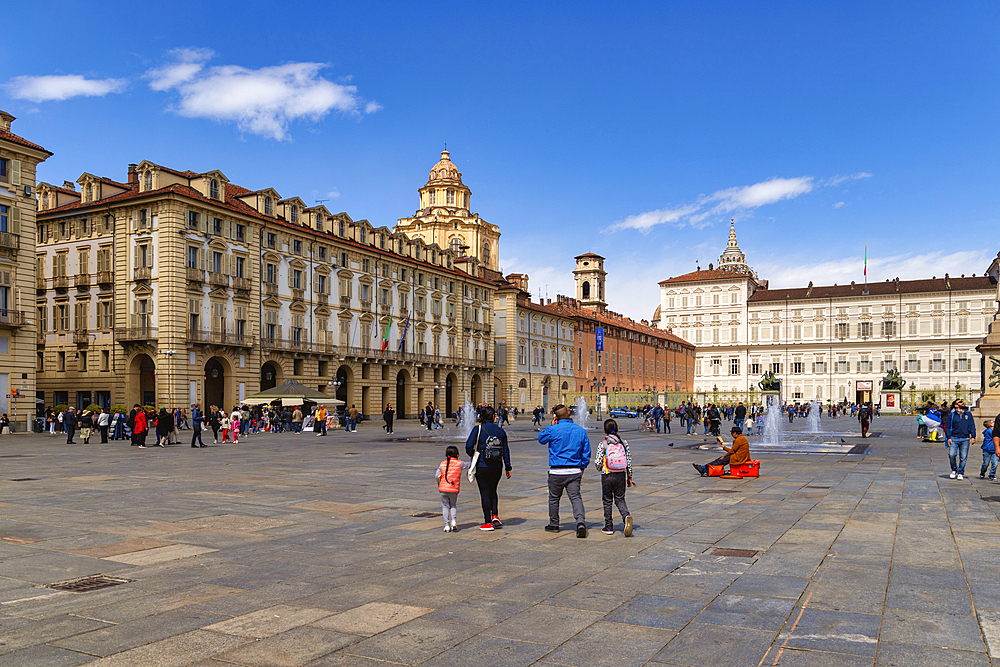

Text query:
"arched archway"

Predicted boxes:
[[128, 354, 156, 407], [445, 373, 456, 418], [205, 357, 226, 411], [396, 369, 411, 418], [582, 281, 591, 299], [261, 361, 281, 391], [336, 365, 351, 405], [471, 373, 481, 406]]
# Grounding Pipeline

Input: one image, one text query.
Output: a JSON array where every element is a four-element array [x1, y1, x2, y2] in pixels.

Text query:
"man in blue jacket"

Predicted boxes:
[[538, 404, 591, 537], [946, 399, 976, 480]]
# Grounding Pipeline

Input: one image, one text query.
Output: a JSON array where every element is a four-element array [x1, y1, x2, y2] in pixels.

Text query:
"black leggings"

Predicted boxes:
[[475, 466, 503, 524]]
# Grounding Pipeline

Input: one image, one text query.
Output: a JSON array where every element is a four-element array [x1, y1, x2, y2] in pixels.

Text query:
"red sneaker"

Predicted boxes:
[[491, 516, 502, 528], [479, 523, 495, 531]]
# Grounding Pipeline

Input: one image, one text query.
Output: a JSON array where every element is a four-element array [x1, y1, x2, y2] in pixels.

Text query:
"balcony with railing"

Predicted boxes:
[[115, 326, 157, 341], [37, 331, 45, 346], [75, 273, 91, 288], [209, 272, 229, 288], [340, 295, 352, 308], [187, 329, 253, 347], [264, 282, 278, 297], [317, 293, 328, 305], [36, 277, 46, 291], [360, 300, 373, 313], [97, 270, 114, 285], [415, 310, 426, 321], [432, 313, 442, 324], [233, 276, 252, 292], [134, 266, 151, 281], [54, 275, 68, 290], [0, 309, 26, 328], [74, 329, 91, 345], [0, 231, 20, 251], [292, 288, 305, 301]]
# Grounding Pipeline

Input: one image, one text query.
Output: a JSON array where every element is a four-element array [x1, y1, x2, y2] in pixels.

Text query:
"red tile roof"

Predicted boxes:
[[0, 128, 51, 155], [748, 275, 995, 302]]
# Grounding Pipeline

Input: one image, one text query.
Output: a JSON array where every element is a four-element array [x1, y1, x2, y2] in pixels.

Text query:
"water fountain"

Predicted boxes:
[[806, 400, 822, 432], [573, 395, 591, 430], [456, 394, 477, 442], [761, 394, 784, 445]]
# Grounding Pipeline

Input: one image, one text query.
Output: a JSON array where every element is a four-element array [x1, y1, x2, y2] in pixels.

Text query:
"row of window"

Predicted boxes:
[[707, 354, 977, 377], [38, 349, 111, 373]]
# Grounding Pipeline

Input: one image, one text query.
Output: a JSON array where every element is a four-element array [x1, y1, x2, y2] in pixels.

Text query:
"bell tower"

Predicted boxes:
[[574, 253, 607, 311]]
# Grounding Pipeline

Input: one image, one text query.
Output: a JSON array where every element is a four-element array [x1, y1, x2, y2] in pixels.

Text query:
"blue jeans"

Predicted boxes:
[[346, 418, 356, 432], [654, 418, 660, 433], [686, 419, 692, 435], [949, 437, 970, 474], [981, 450, 998, 478], [734, 417, 744, 433]]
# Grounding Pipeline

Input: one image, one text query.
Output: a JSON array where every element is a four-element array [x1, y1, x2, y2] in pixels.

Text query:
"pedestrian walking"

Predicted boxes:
[[191, 403, 206, 448], [437, 445, 472, 532], [347, 405, 359, 432], [97, 408, 110, 443], [155, 407, 173, 447], [945, 399, 976, 480], [466, 406, 512, 531], [979, 420, 996, 480], [79, 410, 94, 444], [538, 404, 591, 537], [383, 403, 395, 433], [594, 419, 633, 536], [64, 407, 78, 444]]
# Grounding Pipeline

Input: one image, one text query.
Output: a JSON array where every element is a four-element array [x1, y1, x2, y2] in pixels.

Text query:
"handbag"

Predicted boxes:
[[468, 425, 482, 482]]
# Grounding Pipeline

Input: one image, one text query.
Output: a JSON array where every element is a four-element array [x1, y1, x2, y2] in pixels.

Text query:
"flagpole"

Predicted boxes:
[[863, 244, 868, 295]]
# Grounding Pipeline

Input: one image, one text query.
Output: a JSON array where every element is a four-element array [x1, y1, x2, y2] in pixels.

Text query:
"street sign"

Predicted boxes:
[[595, 327, 604, 351]]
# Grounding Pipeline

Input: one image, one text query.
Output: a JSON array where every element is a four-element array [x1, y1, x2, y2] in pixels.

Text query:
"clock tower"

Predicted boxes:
[[574, 253, 607, 311]]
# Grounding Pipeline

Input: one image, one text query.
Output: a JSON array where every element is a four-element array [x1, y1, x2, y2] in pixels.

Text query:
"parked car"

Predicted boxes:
[[610, 407, 638, 418]]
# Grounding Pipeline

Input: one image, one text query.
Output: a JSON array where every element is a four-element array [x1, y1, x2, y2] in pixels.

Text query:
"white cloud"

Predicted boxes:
[[145, 47, 214, 91], [5, 74, 127, 102], [833, 201, 845, 208], [824, 172, 873, 187], [610, 172, 873, 233], [758, 249, 995, 290], [326, 189, 340, 199], [146, 49, 380, 140]]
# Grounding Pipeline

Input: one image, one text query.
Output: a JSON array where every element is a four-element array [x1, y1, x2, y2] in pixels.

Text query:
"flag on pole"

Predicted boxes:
[[397, 315, 410, 352], [381, 316, 393, 352], [864, 245, 867, 277]]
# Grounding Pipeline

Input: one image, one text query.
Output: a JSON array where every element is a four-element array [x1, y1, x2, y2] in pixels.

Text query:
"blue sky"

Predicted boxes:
[[2, 2, 997, 321]]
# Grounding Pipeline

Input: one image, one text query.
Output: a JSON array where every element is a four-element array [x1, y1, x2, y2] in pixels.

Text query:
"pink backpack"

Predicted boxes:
[[604, 437, 628, 472]]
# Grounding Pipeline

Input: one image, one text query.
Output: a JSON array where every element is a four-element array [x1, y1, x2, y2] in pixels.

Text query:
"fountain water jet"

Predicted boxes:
[[806, 400, 822, 432], [761, 394, 784, 445]]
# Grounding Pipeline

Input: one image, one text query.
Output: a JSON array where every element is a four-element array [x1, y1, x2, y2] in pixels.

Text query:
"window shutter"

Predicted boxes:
[[10, 160, 21, 186], [288, 267, 293, 288], [200, 217, 208, 234], [277, 323, 283, 339], [917, 360, 922, 372], [133, 245, 139, 269], [149, 244, 154, 267], [10, 206, 19, 235], [199, 249, 206, 272]]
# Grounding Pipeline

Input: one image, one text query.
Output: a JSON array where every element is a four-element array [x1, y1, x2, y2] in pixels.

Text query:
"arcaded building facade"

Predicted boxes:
[[35, 153, 495, 417]]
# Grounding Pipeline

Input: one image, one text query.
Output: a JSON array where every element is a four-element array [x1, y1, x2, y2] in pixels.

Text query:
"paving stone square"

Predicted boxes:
[[2, 415, 1000, 665]]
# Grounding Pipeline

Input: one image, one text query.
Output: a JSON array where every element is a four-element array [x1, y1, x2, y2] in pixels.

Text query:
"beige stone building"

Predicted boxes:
[[654, 221, 998, 406], [35, 152, 495, 417], [0, 111, 51, 431], [396, 150, 501, 272]]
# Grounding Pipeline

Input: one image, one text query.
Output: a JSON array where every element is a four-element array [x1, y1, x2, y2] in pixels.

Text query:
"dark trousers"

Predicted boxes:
[[99, 425, 109, 443], [548, 472, 586, 526], [384, 417, 393, 433], [475, 465, 503, 524], [860, 420, 870, 437], [601, 472, 630, 528], [706, 454, 732, 467], [664, 419, 671, 433], [192, 425, 204, 446], [66, 426, 76, 443]]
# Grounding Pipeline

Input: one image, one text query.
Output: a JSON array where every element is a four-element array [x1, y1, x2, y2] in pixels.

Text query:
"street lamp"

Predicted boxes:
[[160, 350, 177, 408]]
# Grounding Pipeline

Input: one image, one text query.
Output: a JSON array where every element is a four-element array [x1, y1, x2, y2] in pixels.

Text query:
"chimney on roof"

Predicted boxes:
[[128, 164, 138, 185], [62, 180, 76, 191], [0, 110, 13, 132]]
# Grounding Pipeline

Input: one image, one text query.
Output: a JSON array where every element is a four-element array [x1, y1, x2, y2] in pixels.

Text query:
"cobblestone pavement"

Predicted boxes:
[[1, 415, 999, 666]]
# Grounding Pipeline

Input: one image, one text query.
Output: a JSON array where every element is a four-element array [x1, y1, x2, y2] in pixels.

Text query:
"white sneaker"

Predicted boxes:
[[950, 471, 957, 479], [443, 525, 451, 532], [451, 520, 458, 531], [957, 474, 964, 480]]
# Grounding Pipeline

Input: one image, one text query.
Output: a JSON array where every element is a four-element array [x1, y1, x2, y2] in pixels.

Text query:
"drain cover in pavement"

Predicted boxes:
[[713, 548, 758, 558], [47, 575, 132, 592], [806, 486, 831, 489], [410, 512, 439, 518], [698, 489, 738, 494], [10, 478, 38, 482]]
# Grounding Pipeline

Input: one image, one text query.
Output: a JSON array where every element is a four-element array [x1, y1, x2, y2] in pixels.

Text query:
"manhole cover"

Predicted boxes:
[[410, 512, 439, 518], [846, 444, 870, 455], [11, 478, 39, 482], [698, 489, 738, 494], [713, 548, 758, 558], [47, 576, 132, 593]]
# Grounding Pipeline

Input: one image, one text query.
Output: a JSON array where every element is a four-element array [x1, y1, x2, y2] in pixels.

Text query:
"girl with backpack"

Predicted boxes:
[[593, 419, 633, 536], [465, 406, 512, 531], [436, 445, 472, 532]]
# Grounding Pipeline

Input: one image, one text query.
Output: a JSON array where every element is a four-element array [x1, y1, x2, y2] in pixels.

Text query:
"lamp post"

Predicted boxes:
[[161, 350, 177, 409]]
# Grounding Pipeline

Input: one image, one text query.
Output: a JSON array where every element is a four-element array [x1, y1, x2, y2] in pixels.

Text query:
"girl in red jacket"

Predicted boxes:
[[436, 445, 471, 533]]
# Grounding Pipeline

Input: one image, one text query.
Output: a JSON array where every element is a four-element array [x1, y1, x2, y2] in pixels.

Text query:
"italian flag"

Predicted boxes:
[[864, 245, 867, 277], [381, 316, 392, 352]]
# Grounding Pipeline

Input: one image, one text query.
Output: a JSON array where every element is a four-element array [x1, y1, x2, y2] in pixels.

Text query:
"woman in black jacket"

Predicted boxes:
[[383, 404, 395, 434], [155, 407, 174, 448]]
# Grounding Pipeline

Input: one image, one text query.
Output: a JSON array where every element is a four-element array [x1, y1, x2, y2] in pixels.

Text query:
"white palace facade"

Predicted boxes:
[[653, 221, 1000, 405]]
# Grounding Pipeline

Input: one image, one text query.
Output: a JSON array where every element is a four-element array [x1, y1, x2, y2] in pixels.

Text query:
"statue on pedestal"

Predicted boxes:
[[759, 371, 780, 392], [882, 367, 906, 391]]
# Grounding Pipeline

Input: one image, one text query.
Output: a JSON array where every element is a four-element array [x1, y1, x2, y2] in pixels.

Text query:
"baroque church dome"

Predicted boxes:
[[426, 150, 463, 184]]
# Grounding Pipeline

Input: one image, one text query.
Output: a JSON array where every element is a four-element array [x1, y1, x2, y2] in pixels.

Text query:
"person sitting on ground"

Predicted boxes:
[[693, 426, 750, 477]]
